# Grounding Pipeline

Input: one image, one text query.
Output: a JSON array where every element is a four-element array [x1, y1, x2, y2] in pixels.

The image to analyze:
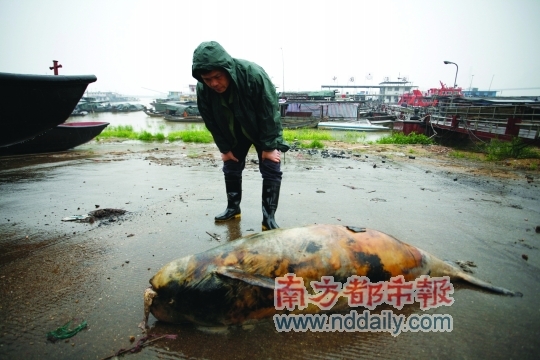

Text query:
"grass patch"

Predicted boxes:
[[448, 151, 483, 161], [96, 125, 213, 143], [340, 131, 367, 144], [137, 131, 153, 141], [301, 140, 325, 149], [482, 137, 539, 160], [448, 151, 467, 159], [283, 129, 333, 142], [375, 132, 434, 145], [97, 125, 138, 140], [284, 128, 334, 149], [167, 126, 213, 143]]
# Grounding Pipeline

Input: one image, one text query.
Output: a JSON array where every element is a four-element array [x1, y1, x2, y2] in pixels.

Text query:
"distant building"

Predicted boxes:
[[378, 79, 417, 103], [320, 77, 418, 104], [280, 90, 336, 101], [161, 89, 197, 102], [462, 88, 498, 97], [85, 91, 139, 102]]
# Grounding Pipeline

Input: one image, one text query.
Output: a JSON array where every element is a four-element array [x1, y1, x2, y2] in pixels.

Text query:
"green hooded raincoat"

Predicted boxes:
[[192, 41, 289, 154]]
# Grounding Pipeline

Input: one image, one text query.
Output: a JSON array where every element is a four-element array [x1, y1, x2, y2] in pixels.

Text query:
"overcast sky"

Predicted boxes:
[[1, 0, 539, 97]]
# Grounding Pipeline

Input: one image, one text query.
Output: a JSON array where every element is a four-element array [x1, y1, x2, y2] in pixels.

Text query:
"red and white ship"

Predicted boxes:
[[398, 81, 463, 107]]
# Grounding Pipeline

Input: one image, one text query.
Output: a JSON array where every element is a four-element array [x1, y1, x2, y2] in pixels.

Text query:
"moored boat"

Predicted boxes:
[[163, 114, 203, 122], [143, 107, 165, 117], [281, 117, 320, 129], [0, 121, 109, 155], [163, 103, 202, 122], [392, 119, 426, 135], [317, 119, 390, 132], [0, 72, 97, 147]]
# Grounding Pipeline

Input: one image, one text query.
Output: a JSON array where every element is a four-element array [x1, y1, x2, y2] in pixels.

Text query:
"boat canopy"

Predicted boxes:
[[286, 102, 359, 119], [163, 102, 200, 116]]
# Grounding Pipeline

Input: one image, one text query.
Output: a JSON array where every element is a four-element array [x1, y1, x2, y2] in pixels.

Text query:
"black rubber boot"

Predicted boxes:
[[214, 179, 242, 221], [261, 180, 281, 231]]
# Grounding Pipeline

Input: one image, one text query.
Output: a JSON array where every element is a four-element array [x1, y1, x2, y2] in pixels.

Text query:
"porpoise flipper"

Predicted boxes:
[[215, 267, 275, 289]]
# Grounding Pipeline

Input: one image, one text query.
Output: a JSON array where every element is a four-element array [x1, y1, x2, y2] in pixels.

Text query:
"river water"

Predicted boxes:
[[66, 97, 390, 143]]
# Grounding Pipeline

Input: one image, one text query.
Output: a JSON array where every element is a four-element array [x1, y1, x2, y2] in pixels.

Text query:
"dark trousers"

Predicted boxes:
[[222, 130, 282, 182]]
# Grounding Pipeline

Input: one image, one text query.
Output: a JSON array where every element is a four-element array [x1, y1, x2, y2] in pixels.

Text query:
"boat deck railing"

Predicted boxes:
[[430, 105, 540, 140]]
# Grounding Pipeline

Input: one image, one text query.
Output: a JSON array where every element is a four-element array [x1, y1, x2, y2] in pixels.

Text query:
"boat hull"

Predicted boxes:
[[143, 109, 164, 117], [163, 114, 203, 122], [0, 121, 109, 155], [317, 121, 390, 132], [281, 117, 320, 129], [0, 72, 97, 147]]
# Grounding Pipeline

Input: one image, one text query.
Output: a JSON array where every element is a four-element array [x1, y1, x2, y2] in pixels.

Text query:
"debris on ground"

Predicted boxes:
[[101, 334, 178, 360], [46, 320, 87, 342], [61, 208, 127, 223], [88, 208, 127, 218], [455, 260, 477, 273], [206, 231, 221, 241]]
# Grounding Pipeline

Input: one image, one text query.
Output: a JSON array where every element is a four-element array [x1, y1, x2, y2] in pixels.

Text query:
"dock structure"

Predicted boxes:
[[387, 96, 540, 144], [428, 104, 540, 142]]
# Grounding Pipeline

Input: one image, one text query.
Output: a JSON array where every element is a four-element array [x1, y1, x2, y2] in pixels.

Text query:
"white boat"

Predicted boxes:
[[317, 119, 390, 132]]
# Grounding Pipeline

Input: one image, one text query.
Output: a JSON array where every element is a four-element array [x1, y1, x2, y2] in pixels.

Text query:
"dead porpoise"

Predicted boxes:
[[144, 224, 522, 327]]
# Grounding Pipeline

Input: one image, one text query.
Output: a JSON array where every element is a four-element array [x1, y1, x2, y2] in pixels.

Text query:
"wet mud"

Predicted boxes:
[[1, 141, 539, 359]]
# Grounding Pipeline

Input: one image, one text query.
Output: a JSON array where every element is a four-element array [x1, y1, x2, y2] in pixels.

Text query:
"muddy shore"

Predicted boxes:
[[1, 140, 539, 359]]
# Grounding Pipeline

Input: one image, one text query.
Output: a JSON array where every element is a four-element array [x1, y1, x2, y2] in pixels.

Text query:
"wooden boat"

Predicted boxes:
[[143, 108, 164, 117], [317, 120, 390, 132], [164, 114, 203, 122], [281, 117, 320, 129], [0, 121, 109, 155], [69, 109, 89, 117], [393, 119, 426, 135], [0, 72, 97, 147]]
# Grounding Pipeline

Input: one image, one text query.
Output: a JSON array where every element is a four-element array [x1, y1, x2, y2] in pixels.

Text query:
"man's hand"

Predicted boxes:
[[262, 149, 281, 163], [221, 151, 239, 162]]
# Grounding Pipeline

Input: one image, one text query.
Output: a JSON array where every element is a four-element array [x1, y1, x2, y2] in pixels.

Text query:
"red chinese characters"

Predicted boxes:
[[274, 273, 454, 311]]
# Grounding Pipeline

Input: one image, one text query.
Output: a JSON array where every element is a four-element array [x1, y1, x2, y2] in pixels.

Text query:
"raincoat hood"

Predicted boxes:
[[192, 41, 237, 86], [191, 41, 289, 154]]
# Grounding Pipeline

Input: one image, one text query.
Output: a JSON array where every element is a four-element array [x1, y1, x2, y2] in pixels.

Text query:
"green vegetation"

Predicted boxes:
[[138, 130, 154, 141], [96, 125, 213, 143], [283, 128, 333, 149], [304, 140, 325, 149], [96, 126, 539, 165], [374, 132, 435, 145], [340, 131, 367, 144], [482, 137, 539, 160], [448, 151, 466, 159], [167, 125, 213, 143], [97, 125, 138, 139], [448, 150, 482, 161], [283, 128, 332, 142]]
